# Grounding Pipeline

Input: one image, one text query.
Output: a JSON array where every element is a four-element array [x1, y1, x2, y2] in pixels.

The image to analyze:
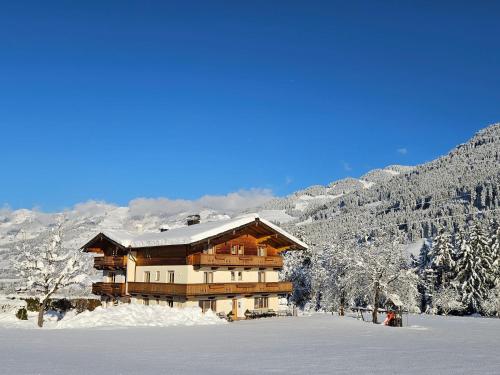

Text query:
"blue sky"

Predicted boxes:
[[1, 1, 499, 211]]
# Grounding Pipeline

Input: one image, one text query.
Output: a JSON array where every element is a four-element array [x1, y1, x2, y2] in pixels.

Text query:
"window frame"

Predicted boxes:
[[199, 300, 217, 313], [254, 297, 268, 309], [168, 271, 175, 283], [258, 271, 266, 283], [203, 271, 214, 284]]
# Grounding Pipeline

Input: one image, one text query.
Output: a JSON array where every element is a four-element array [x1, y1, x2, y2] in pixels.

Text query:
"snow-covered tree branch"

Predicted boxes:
[[13, 222, 89, 327]]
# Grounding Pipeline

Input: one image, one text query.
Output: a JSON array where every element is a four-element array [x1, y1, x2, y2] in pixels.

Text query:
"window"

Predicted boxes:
[[108, 272, 116, 283], [155, 271, 161, 282], [167, 299, 173, 308], [143, 298, 150, 306], [258, 246, 267, 256], [203, 271, 214, 284], [238, 271, 243, 281], [238, 245, 244, 255], [258, 271, 266, 283], [144, 271, 151, 283], [168, 271, 175, 283], [231, 245, 238, 255], [199, 300, 216, 313], [155, 298, 160, 305], [203, 245, 214, 254], [231, 271, 235, 281], [254, 297, 268, 309]]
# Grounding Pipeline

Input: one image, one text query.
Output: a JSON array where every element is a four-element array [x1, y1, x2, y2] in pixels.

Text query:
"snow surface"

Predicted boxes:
[[258, 210, 295, 224], [360, 179, 375, 189], [0, 313, 498, 374], [92, 213, 308, 249], [0, 304, 225, 329], [294, 194, 343, 211]]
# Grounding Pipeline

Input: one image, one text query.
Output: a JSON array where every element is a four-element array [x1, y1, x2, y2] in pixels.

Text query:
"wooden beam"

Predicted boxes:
[[256, 235, 274, 244], [275, 246, 291, 252]]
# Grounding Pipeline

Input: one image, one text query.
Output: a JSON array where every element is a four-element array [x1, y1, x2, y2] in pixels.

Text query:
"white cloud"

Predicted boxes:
[[397, 148, 408, 155], [0, 189, 275, 223], [128, 188, 275, 217]]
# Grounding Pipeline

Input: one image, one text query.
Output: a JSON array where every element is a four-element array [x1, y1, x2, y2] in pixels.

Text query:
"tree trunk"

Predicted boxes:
[[339, 293, 345, 316], [372, 283, 379, 324], [37, 300, 47, 328]]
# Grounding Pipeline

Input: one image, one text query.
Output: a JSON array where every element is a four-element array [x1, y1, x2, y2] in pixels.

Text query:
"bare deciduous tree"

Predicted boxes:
[[14, 222, 88, 327]]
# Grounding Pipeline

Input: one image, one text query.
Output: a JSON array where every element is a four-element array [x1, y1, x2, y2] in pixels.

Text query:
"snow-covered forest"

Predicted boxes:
[[282, 219, 499, 317]]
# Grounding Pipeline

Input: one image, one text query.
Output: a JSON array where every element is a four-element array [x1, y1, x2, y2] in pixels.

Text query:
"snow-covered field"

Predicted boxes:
[[0, 313, 498, 374], [0, 304, 225, 329]]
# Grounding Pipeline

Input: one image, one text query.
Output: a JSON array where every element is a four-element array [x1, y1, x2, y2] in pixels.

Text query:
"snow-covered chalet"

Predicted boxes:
[[82, 214, 308, 318]]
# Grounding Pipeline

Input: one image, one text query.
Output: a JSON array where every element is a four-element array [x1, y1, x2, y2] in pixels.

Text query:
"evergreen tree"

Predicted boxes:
[[430, 228, 456, 287], [415, 241, 435, 313], [455, 222, 493, 313], [490, 222, 500, 284]]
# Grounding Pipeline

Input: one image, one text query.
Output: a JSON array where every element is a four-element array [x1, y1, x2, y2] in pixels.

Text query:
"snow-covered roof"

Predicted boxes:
[[85, 213, 308, 249], [386, 294, 403, 307]]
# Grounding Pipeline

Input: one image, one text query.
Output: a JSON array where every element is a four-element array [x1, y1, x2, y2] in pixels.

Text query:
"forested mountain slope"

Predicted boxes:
[[267, 124, 500, 247]]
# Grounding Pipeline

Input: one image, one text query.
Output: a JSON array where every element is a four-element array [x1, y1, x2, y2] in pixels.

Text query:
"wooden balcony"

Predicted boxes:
[[127, 281, 292, 297], [92, 282, 126, 296], [94, 256, 127, 270], [187, 253, 283, 268]]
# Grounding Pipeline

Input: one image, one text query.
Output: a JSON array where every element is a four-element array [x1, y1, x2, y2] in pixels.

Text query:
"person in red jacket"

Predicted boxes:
[[384, 311, 395, 326]]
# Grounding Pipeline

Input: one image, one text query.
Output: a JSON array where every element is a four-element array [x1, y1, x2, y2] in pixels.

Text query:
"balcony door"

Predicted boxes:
[[258, 271, 266, 283], [144, 271, 151, 283], [107, 272, 116, 283]]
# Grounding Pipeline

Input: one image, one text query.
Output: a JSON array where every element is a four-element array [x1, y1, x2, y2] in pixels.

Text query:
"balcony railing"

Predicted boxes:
[[127, 281, 292, 297], [187, 253, 283, 268], [94, 256, 127, 270], [92, 282, 126, 296]]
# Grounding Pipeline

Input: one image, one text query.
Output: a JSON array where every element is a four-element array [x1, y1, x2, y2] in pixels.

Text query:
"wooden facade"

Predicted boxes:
[[127, 282, 293, 298], [83, 216, 306, 312]]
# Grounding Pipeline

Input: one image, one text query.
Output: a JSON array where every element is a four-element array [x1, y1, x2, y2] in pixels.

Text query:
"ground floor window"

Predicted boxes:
[[167, 299, 173, 308], [199, 300, 216, 313], [203, 271, 214, 283], [168, 271, 175, 283], [254, 297, 268, 309], [143, 298, 150, 306]]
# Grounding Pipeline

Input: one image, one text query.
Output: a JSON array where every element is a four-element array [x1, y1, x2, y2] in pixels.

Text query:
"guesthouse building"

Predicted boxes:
[[82, 214, 307, 319]]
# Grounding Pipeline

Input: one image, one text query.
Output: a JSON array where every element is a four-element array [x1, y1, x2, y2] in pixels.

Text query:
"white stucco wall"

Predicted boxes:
[[132, 265, 280, 285], [134, 265, 190, 284], [130, 295, 279, 318]]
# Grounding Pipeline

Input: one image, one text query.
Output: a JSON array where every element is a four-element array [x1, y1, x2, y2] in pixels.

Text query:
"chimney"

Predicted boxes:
[[187, 214, 201, 226]]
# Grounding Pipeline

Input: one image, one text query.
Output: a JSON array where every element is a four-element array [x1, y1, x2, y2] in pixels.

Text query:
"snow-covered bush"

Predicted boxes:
[[482, 284, 500, 318], [432, 287, 465, 315], [16, 307, 28, 320]]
